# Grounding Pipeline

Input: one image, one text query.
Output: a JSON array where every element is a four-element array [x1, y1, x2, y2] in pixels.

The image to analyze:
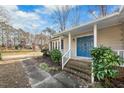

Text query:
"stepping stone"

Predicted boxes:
[[29, 78, 41, 86], [25, 65, 38, 73], [53, 72, 82, 88], [33, 77, 65, 88], [28, 70, 51, 81], [23, 60, 35, 66]]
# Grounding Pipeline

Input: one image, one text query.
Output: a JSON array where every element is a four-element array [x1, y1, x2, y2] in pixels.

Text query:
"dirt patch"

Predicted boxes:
[[0, 61, 31, 88], [34, 56, 62, 75]]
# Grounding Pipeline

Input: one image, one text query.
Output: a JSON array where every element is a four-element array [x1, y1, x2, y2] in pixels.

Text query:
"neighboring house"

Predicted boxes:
[[49, 6, 124, 83]]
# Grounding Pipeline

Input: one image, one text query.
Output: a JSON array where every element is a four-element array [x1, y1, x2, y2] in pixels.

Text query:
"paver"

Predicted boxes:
[[53, 72, 88, 88], [28, 70, 51, 81], [22, 59, 88, 88], [33, 76, 65, 88]]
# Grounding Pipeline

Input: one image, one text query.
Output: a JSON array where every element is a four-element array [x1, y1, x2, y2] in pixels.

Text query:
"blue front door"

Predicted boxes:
[[77, 35, 94, 57]]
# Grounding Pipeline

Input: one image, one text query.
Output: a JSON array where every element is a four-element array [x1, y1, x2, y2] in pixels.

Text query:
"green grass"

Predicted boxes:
[[1, 49, 33, 53], [1, 50, 33, 56]]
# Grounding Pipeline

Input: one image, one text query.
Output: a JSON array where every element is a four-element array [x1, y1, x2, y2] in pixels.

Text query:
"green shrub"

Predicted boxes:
[[50, 49, 62, 64], [0, 52, 2, 60], [39, 63, 61, 73], [15, 45, 19, 50], [91, 46, 124, 82]]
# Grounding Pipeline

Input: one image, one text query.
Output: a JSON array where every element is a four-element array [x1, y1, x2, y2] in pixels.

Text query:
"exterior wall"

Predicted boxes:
[[58, 32, 93, 56], [50, 37, 69, 54], [71, 31, 93, 57], [50, 38, 59, 50], [51, 24, 123, 57], [97, 25, 123, 50], [64, 24, 123, 57], [63, 37, 68, 54]]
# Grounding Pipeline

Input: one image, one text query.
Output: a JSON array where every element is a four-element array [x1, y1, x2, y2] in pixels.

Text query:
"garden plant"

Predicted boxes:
[[50, 49, 62, 64], [91, 46, 124, 87]]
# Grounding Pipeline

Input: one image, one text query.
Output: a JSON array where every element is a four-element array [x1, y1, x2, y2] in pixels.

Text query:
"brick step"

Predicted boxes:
[[67, 61, 91, 70], [69, 59, 91, 65], [66, 64, 91, 76], [69, 58, 91, 64], [64, 67, 91, 83]]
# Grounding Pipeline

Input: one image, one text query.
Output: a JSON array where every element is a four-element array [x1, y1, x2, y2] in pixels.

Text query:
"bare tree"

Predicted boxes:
[[42, 27, 56, 36], [0, 22, 6, 46], [0, 6, 11, 48], [88, 5, 119, 19], [51, 6, 71, 32], [0, 6, 10, 22], [98, 5, 108, 17]]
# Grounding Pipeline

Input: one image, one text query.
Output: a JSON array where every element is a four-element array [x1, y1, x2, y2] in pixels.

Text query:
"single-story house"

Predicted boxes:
[[49, 6, 124, 83]]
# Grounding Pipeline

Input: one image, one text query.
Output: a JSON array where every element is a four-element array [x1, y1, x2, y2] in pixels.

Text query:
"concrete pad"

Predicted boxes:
[[23, 60, 35, 66], [29, 78, 41, 86], [25, 65, 38, 72], [33, 77, 65, 88], [28, 70, 51, 81], [53, 72, 81, 88]]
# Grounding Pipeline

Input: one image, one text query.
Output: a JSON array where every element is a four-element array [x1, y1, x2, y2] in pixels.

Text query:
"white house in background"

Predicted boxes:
[[49, 6, 124, 83]]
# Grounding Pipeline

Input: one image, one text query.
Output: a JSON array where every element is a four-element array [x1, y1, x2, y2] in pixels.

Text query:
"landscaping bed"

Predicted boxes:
[[34, 56, 62, 75], [94, 77, 124, 88]]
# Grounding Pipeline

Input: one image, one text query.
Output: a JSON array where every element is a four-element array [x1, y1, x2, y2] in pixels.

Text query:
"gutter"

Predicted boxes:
[[119, 5, 124, 14]]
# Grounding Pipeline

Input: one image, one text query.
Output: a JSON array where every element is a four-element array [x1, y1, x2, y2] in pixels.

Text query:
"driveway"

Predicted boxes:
[[0, 60, 31, 88]]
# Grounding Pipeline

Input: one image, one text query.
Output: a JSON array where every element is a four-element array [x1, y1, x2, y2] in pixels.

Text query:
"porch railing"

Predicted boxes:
[[114, 50, 124, 59], [62, 49, 71, 70]]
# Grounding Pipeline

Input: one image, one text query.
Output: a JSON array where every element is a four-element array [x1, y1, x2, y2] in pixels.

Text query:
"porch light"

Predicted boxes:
[[73, 38, 75, 41]]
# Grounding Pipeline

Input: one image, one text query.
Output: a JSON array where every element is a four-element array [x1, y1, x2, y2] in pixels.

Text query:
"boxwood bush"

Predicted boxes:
[[91, 46, 124, 86], [50, 49, 62, 64]]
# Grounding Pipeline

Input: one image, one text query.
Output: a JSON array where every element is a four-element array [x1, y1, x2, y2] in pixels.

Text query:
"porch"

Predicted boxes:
[[50, 23, 124, 83], [50, 22, 124, 64], [48, 7, 124, 84]]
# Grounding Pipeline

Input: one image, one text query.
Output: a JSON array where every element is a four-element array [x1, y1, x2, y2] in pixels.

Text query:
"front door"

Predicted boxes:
[[77, 35, 94, 57]]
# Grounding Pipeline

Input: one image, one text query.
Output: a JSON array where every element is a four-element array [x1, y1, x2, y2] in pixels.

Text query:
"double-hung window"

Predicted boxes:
[[61, 40, 64, 49]]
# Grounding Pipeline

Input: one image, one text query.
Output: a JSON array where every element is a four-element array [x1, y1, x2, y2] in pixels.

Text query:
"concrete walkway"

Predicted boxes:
[[22, 59, 89, 88]]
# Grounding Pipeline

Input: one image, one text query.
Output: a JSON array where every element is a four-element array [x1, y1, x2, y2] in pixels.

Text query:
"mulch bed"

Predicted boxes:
[[0, 61, 31, 88], [110, 77, 124, 88], [34, 56, 62, 75], [111, 66, 124, 87]]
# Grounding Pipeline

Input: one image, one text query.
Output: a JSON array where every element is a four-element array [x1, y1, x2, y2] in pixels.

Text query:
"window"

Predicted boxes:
[[50, 42, 52, 50], [61, 40, 64, 49], [58, 42, 60, 49], [53, 42, 54, 49], [56, 42, 57, 48]]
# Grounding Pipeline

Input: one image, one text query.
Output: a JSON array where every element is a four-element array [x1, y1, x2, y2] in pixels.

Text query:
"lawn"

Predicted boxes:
[[0, 49, 42, 60]]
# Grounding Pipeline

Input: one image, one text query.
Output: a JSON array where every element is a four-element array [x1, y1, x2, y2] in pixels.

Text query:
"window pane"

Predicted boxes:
[[61, 40, 64, 49]]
